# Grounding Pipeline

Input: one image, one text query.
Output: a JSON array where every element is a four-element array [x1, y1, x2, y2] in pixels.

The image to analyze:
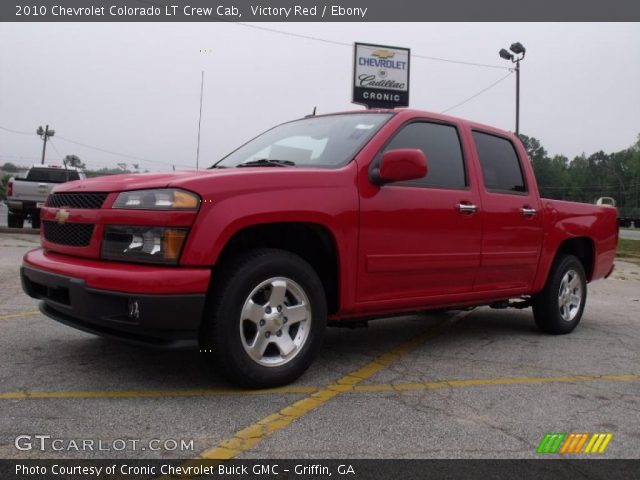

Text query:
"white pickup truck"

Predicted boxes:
[[7, 165, 84, 228]]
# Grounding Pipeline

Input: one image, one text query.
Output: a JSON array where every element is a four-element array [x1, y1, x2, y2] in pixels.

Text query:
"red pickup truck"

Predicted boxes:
[[21, 109, 618, 387]]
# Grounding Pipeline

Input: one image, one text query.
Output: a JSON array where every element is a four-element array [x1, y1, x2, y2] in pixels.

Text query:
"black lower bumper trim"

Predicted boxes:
[[21, 265, 205, 349], [39, 303, 198, 348]]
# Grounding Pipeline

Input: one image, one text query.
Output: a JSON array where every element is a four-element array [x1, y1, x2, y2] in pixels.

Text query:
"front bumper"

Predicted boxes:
[[21, 250, 210, 348]]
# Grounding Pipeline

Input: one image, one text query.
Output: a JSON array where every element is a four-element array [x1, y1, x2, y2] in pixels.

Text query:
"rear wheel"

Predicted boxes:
[[31, 213, 41, 229], [532, 254, 586, 334], [7, 212, 24, 229], [200, 249, 327, 388]]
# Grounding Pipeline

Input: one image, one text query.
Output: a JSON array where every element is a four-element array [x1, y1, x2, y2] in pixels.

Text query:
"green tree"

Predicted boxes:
[[518, 134, 567, 198], [518, 134, 547, 163], [0, 174, 10, 201], [84, 167, 131, 178], [63, 155, 85, 169], [1, 162, 18, 172]]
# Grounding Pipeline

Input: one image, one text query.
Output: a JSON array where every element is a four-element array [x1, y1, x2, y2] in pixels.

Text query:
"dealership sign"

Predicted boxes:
[[353, 42, 410, 109]]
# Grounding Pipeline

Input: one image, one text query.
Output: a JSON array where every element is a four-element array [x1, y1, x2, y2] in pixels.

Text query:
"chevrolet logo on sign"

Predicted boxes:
[[371, 49, 395, 59], [55, 209, 70, 224]]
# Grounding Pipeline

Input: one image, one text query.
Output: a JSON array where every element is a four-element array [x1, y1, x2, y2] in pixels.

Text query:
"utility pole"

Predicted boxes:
[[37, 125, 55, 164], [515, 59, 520, 136], [499, 42, 526, 136], [196, 71, 204, 170]]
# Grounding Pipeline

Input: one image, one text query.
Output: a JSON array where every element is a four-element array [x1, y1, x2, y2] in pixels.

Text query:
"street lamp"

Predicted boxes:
[[36, 125, 55, 164], [498, 42, 526, 135]]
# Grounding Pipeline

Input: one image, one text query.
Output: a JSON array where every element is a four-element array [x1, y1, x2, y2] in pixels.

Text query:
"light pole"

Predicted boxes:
[[196, 71, 204, 170], [36, 125, 55, 164], [499, 42, 526, 136]]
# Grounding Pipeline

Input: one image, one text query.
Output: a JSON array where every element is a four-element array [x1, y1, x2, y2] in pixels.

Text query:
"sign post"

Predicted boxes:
[[352, 42, 410, 109]]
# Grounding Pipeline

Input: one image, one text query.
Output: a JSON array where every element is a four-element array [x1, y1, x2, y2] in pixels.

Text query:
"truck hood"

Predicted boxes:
[[53, 170, 221, 193], [51, 167, 348, 196]]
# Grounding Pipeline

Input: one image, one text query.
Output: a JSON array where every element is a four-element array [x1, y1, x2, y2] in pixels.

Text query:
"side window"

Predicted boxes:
[[472, 131, 526, 193], [384, 122, 466, 189]]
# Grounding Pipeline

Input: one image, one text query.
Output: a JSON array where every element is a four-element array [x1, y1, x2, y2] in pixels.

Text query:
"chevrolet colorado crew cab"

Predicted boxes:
[[21, 110, 618, 387], [7, 165, 84, 228]]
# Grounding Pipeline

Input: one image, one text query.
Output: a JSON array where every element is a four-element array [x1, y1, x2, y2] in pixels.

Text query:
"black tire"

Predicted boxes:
[[7, 212, 24, 229], [532, 254, 587, 335], [31, 213, 41, 229], [200, 248, 327, 388]]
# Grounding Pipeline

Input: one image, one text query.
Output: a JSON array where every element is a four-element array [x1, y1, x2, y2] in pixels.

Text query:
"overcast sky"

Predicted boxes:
[[1, 22, 639, 171]]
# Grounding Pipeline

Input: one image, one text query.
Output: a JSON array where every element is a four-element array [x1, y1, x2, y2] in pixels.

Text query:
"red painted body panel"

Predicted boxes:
[[532, 199, 618, 291], [24, 249, 210, 294], [24, 108, 617, 321]]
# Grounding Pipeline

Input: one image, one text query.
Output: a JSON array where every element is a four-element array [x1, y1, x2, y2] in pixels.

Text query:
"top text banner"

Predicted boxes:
[[3, 0, 640, 21]]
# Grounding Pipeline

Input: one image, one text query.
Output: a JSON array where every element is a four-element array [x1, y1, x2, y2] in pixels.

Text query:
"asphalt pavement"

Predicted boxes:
[[0, 232, 639, 460]]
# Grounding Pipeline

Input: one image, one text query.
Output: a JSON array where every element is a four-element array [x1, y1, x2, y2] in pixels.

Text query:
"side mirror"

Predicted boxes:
[[371, 148, 427, 185]]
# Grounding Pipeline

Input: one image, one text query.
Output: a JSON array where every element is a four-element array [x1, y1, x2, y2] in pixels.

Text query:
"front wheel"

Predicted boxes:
[[532, 254, 587, 334], [200, 249, 327, 388]]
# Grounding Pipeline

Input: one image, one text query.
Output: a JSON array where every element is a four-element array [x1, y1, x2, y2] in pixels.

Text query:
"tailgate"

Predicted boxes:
[[10, 179, 52, 203]]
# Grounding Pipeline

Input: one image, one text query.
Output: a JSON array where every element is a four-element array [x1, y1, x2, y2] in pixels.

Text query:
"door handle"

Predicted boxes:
[[521, 207, 537, 217], [458, 203, 478, 214]]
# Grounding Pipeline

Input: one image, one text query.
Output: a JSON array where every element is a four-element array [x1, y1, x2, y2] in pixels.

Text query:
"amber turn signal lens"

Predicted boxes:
[[163, 229, 188, 261], [173, 191, 200, 209]]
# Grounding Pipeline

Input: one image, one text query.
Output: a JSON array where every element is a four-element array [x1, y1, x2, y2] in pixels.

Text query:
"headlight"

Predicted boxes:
[[112, 189, 200, 210], [102, 226, 188, 264]]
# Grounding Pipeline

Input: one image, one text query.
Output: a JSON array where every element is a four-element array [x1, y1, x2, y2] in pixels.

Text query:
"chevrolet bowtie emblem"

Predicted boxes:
[[55, 209, 70, 224], [371, 49, 395, 59]]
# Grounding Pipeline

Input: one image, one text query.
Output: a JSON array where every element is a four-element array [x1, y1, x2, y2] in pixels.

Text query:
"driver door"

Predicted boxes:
[[357, 121, 482, 303]]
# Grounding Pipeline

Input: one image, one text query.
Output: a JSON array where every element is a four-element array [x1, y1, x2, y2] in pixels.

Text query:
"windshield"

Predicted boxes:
[[212, 113, 392, 169]]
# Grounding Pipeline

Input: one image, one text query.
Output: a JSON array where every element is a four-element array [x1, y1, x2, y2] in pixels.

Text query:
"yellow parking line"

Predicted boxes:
[[1, 373, 636, 402], [0, 386, 317, 400], [0, 309, 39, 321], [196, 317, 456, 460], [353, 373, 640, 393]]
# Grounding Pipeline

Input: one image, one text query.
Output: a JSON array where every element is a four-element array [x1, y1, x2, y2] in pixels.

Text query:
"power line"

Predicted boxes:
[[136, 0, 510, 70], [232, 22, 510, 71], [54, 135, 192, 168], [440, 71, 514, 114], [48, 138, 63, 159], [0, 125, 32, 136], [54, 135, 158, 164], [0, 125, 193, 169]]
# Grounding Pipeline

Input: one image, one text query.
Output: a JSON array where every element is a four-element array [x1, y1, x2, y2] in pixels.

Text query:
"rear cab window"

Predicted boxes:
[[472, 131, 526, 194], [25, 168, 80, 183]]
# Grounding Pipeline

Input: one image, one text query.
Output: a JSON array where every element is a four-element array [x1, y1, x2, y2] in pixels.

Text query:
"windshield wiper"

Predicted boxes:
[[236, 158, 295, 168]]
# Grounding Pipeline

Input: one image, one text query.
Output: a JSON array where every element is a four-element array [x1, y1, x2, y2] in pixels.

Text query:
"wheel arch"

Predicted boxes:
[[556, 237, 595, 281], [210, 222, 341, 315]]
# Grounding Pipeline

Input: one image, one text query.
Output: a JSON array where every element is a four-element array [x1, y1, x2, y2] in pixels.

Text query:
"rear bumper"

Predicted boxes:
[[605, 263, 615, 279], [21, 249, 210, 348], [7, 199, 39, 214]]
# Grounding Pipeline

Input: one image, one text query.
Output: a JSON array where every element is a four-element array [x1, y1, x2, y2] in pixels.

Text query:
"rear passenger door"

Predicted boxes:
[[472, 130, 543, 292], [358, 121, 482, 303]]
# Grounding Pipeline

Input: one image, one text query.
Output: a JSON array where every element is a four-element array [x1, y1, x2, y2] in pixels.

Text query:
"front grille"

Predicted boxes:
[[46, 193, 108, 209], [43, 221, 94, 247]]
